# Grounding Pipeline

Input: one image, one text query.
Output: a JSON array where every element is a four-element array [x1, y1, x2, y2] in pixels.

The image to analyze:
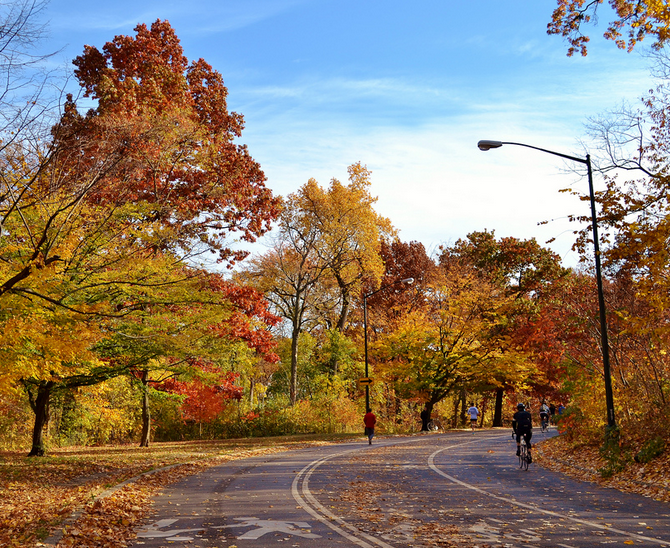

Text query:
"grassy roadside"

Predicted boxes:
[[0, 434, 359, 548]]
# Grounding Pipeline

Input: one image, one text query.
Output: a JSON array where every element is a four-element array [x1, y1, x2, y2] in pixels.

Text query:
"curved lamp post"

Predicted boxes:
[[363, 277, 414, 409], [477, 140, 615, 429]]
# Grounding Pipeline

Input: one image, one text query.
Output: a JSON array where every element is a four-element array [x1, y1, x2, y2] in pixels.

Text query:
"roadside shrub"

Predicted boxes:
[[598, 425, 631, 478], [635, 436, 666, 464]]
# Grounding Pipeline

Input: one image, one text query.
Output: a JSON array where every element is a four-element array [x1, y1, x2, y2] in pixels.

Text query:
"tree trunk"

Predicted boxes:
[[333, 288, 351, 374], [458, 389, 467, 427], [139, 370, 151, 447], [28, 381, 54, 457], [479, 396, 488, 428], [420, 402, 433, 431], [290, 325, 299, 405], [492, 388, 504, 427], [335, 284, 350, 333]]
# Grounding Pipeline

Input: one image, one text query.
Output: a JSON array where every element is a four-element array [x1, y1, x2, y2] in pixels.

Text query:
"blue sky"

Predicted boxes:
[[36, 0, 654, 266]]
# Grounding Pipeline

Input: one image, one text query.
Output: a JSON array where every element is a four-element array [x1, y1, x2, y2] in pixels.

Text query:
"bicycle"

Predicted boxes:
[[540, 415, 549, 432], [518, 438, 531, 470]]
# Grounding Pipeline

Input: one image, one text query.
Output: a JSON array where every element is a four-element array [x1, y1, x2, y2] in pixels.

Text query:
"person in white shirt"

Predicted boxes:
[[539, 402, 550, 430]]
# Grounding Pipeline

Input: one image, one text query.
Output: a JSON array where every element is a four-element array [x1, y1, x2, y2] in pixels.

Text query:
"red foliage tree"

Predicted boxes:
[[56, 19, 280, 266], [161, 370, 243, 425]]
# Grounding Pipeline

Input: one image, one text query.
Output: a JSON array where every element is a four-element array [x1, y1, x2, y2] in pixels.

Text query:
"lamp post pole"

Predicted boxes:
[[363, 277, 414, 410], [477, 140, 615, 429]]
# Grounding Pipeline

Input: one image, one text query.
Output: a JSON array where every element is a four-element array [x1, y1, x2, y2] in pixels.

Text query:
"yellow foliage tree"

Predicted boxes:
[[548, 0, 670, 55], [293, 163, 396, 332], [374, 266, 534, 423]]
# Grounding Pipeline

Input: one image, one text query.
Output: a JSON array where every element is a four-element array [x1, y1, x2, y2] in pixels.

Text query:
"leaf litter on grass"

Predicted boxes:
[[0, 434, 355, 548], [536, 435, 670, 502]]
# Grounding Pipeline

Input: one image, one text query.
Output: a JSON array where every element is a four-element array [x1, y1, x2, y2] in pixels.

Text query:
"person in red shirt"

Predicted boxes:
[[364, 408, 377, 445]]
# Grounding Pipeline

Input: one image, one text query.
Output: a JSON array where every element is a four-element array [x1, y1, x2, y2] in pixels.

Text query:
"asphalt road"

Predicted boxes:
[[132, 429, 670, 547]]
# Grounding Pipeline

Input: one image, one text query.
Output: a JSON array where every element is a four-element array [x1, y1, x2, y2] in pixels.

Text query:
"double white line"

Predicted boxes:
[[292, 434, 670, 547], [291, 443, 408, 548]]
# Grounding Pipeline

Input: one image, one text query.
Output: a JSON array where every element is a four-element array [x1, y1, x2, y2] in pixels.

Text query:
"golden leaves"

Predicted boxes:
[[548, 0, 670, 55]]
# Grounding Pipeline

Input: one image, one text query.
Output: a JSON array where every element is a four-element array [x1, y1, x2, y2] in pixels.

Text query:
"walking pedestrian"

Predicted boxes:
[[364, 408, 377, 445]]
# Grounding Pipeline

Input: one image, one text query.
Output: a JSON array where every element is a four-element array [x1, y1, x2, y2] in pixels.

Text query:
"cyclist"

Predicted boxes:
[[512, 403, 533, 462], [539, 402, 550, 430]]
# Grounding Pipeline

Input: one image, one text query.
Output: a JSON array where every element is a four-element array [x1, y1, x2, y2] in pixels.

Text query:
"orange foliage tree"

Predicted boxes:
[[0, 20, 281, 455], [442, 231, 570, 425]]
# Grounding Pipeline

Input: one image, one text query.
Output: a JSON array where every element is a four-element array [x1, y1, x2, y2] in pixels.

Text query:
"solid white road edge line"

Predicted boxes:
[[428, 441, 670, 546]]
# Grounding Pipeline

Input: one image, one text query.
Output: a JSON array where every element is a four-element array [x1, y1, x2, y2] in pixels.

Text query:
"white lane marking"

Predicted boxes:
[[291, 437, 431, 548], [215, 517, 320, 539], [136, 518, 202, 540], [428, 442, 670, 546], [292, 449, 396, 548]]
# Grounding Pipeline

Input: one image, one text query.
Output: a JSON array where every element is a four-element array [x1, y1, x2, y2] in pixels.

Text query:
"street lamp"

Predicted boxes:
[[477, 139, 616, 430], [363, 277, 414, 410]]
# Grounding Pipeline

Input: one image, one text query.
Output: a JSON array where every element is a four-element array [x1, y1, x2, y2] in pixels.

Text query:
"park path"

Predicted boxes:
[[132, 429, 670, 547]]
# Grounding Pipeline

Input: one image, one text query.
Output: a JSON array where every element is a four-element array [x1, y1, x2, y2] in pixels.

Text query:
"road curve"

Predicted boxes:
[[132, 429, 670, 547]]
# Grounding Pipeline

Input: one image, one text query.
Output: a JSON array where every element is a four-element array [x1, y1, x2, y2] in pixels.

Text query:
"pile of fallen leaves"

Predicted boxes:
[[0, 434, 355, 548], [535, 435, 670, 503]]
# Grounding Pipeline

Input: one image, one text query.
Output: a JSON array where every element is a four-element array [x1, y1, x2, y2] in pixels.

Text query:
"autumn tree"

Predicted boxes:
[[375, 263, 532, 427], [156, 364, 243, 439], [242, 164, 393, 403], [441, 231, 569, 425], [448, 230, 568, 296], [3, 19, 279, 305], [548, 0, 670, 56], [549, 49, 670, 443], [92, 270, 278, 447], [294, 163, 396, 333], [0, 20, 281, 455], [240, 199, 334, 404], [372, 239, 437, 309]]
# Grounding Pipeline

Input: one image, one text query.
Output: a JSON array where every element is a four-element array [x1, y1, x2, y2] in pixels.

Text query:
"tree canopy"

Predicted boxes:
[[548, 0, 670, 55]]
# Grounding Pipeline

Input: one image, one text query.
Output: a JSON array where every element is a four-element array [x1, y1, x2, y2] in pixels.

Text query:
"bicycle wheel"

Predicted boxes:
[[519, 440, 528, 470]]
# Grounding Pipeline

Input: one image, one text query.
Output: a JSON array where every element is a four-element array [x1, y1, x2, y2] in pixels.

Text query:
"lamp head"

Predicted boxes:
[[401, 278, 414, 284], [477, 140, 503, 151]]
